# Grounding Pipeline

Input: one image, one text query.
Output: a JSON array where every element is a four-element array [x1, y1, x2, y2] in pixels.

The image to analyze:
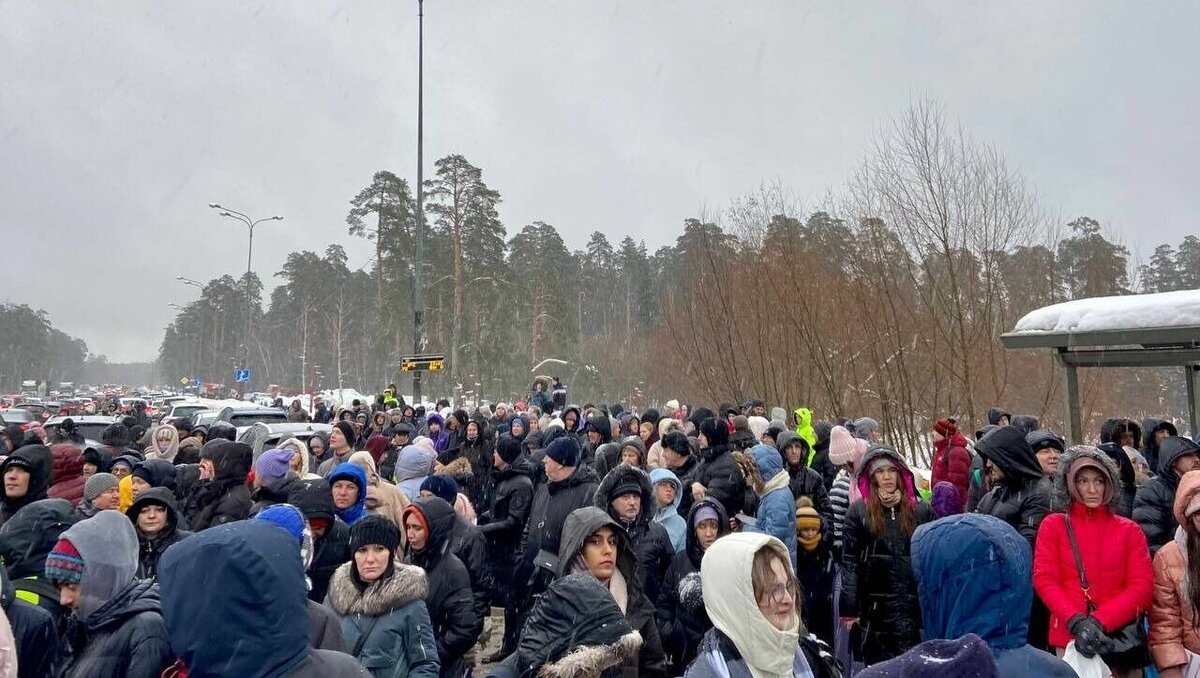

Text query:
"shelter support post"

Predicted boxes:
[[1187, 365, 1200, 438], [1056, 348, 1082, 444]]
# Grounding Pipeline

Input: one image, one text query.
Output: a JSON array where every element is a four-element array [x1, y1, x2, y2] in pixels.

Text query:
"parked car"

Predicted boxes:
[[238, 422, 333, 461], [219, 407, 289, 429], [43, 416, 119, 446], [159, 401, 211, 426], [0, 409, 34, 426]]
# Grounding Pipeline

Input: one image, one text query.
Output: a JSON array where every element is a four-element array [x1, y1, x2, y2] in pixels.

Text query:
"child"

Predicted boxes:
[[795, 496, 835, 646]]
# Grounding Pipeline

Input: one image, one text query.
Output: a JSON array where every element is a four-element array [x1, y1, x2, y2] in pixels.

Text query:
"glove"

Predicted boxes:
[[1067, 614, 1105, 658]]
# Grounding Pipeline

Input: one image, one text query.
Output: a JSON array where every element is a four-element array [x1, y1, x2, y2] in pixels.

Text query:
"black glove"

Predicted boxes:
[[1067, 614, 1105, 658]]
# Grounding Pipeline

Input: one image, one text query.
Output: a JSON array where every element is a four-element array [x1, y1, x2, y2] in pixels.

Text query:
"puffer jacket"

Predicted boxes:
[[1, 565, 59, 678], [974, 425, 1052, 551], [58, 579, 174, 678], [930, 432, 972, 512], [1033, 445, 1153, 650], [0, 445, 53, 527], [517, 462, 600, 597], [777, 432, 835, 544], [457, 433, 493, 507], [1142, 417, 1179, 475], [593, 463, 676, 605], [695, 444, 745, 519], [478, 457, 534, 605], [684, 628, 840, 678], [184, 440, 252, 531], [47, 443, 87, 506], [326, 561, 439, 678], [1149, 470, 1200, 672], [656, 498, 730, 670], [447, 514, 492, 622], [289, 478, 353, 604], [1135, 436, 1200, 556], [744, 445, 798, 569], [127, 487, 193, 579], [841, 444, 935, 665], [649, 468, 686, 552], [0, 497, 76, 631]]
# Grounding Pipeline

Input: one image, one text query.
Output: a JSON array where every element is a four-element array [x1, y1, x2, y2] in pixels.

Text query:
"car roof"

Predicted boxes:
[[44, 415, 120, 426]]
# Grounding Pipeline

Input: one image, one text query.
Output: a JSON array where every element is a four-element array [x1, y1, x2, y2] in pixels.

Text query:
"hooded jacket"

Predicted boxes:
[[1032, 445, 1153, 650], [745, 445, 798, 570], [987, 408, 1010, 426], [1150, 470, 1200, 671], [1141, 417, 1179, 474], [695, 427, 746, 519], [649, 468, 686, 552], [144, 424, 180, 463], [657, 497, 730, 669], [594, 464, 676, 605], [585, 413, 618, 471], [553, 507, 669, 677], [974, 426, 1052, 550], [777, 432, 835, 546], [126, 487, 192, 579], [1134, 435, 1200, 555], [186, 441, 252, 531], [393, 445, 432, 500], [159, 520, 366, 678], [328, 463, 369, 526], [930, 432, 972, 513], [1097, 416, 1140, 516], [519, 462, 600, 595], [47, 443, 87, 506], [0, 497, 76, 626], [326, 560, 439, 678], [912, 513, 1075, 677], [348, 452, 408, 530], [0, 564, 58, 678], [288, 478, 353, 604], [0, 445, 53, 526], [792, 407, 818, 463], [58, 511, 174, 678]]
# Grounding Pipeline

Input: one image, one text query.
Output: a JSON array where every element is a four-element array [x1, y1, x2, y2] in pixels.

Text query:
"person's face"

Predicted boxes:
[[586, 430, 600, 445], [307, 518, 327, 539], [390, 413, 402, 425], [563, 412, 576, 429], [428, 421, 441, 434], [873, 466, 899, 494], [1075, 467, 1107, 508], [757, 556, 795, 631], [405, 513, 428, 551], [869, 429, 883, 443], [799, 527, 820, 541], [752, 405, 765, 417], [639, 422, 653, 442], [3, 468, 30, 498], [997, 415, 1010, 426], [330, 428, 348, 449], [309, 438, 325, 457], [536, 383, 544, 393], [655, 481, 676, 507], [582, 526, 618, 582], [620, 448, 640, 466], [1118, 430, 1135, 447], [392, 432, 410, 448], [355, 544, 391, 582], [543, 456, 567, 482], [137, 504, 168, 535], [611, 492, 641, 522], [155, 431, 172, 452], [697, 431, 709, 449], [1192, 513, 1200, 533], [1156, 429, 1171, 444], [696, 519, 719, 550], [1035, 446, 1062, 476], [785, 443, 804, 466], [58, 583, 81, 611], [1174, 453, 1200, 478], [198, 459, 214, 480], [93, 486, 120, 510], [466, 423, 479, 441], [528, 417, 540, 432], [495, 406, 508, 420], [332, 479, 359, 509], [986, 459, 1005, 482], [492, 450, 507, 470], [663, 448, 685, 470], [130, 475, 151, 498], [512, 421, 524, 437]]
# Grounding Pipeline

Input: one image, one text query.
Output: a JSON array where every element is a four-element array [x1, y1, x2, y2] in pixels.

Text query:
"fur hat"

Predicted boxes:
[[495, 435, 522, 464]]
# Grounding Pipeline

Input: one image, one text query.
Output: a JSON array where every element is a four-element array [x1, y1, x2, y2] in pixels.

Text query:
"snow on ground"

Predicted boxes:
[[1012, 289, 1200, 334]]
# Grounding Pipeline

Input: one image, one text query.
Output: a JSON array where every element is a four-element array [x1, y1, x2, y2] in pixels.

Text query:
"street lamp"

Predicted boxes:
[[177, 276, 204, 289]]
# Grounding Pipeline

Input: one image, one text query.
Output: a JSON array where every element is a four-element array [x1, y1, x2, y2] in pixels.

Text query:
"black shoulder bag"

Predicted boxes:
[[1064, 514, 1150, 669], [351, 616, 381, 658]]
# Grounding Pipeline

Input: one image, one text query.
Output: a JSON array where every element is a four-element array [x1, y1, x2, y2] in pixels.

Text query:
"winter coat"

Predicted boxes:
[[328, 463, 370, 526], [554, 507, 670, 678], [745, 445, 799, 569], [647, 418, 684, 471], [127, 487, 192, 579], [0, 498, 75, 630], [657, 498, 730, 669], [778, 432, 835, 543], [930, 432, 971, 512], [289, 478, 354, 604], [695, 444, 745, 519], [1032, 445, 1153, 650], [518, 462, 600, 598], [593, 463, 676, 605], [58, 579, 173, 678], [841, 444, 935, 665], [447, 515, 492, 622], [185, 441, 252, 531], [1135, 435, 1200, 556], [404, 497, 482, 677], [250, 472, 301, 517], [796, 535, 836, 647], [1096, 416, 1141, 516], [132, 458, 178, 494], [306, 599, 347, 651], [326, 561, 439, 678], [1, 565, 58, 678], [649, 468, 687, 552], [1142, 417, 1179, 475], [47, 443, 86, 506], [829, 470, 851, 552], [974, 426, 1052, 551], [457, 434, 493, 506], [684, 628, 839, 678], [0, 445, 53, 527], [912, 513, 1075, 678], [1149, 469, 1200, 671], [348, 452, 409, 530]]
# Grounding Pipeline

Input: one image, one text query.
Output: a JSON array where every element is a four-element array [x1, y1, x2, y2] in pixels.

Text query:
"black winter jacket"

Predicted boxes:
[[1141, 417, 1179, 474], [0, 445, 53, 528], [289, 478, 353, 603], [974, 425, 1052, 550], [449, 515, 492, 622], [779, 432, 836, 543], [58, 580, 174, 678], [695, 445, 745, 519], [1, 565, 59, 678], [478, 457, 534, 603], [594, 463, 676, 605], [127, 488, 192, 579], [184, 441, 252, 530], [1134, 435, 1200, 556], [0, 497, 77, 633], [518, 462, 600, 596], [656, 498, 730, 670], [458, 434, 494, 507]]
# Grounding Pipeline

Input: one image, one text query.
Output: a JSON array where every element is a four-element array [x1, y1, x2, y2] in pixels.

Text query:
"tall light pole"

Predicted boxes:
[[207, 203, 283, 390], [412, 0, 427, 405]]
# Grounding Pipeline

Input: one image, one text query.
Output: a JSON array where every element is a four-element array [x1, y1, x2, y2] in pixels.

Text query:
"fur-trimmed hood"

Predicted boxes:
[[326, 560, 427, 617], [441, 455, 474, 484], [536, 630, 643, 677], [1052, 445, 1124, 513]]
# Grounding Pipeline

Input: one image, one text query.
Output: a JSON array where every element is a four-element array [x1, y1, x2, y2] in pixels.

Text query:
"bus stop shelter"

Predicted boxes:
[[1000, 290, 1200, 444]]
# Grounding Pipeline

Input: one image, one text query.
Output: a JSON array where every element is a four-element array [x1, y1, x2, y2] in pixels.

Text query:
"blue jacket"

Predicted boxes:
[[911, 513, 1075, 678], [326, 562, 439, 678], [328, 463, 368, 525], [649, 468, 687, 552], [747, 445, 797, 569]]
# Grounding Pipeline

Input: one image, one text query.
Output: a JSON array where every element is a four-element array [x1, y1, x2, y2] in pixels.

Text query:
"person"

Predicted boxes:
[[1150, 469, 1200, 677], [74, 471, 120, 518], [318, 422, 359, 477], [647, 416, 684, 471], [185, 440, 252, 530], [477, 435, 534, 663], [1136, 435, 1200, 556], [125, 487, 192, 579], [649, 467, 686, 552], [144, 424, 179, 462], [684, 533, 839, 678], [1, 562, 59, 678], [1027, 429, 1066, 479], [0, 444, 52, 528], [691, 417, 746, 520], [794, 496, 835, 647], [349, 452, 409, 530], [929, 418, 971, 512], [456, 419, 491, 506], [1033, 445, 1153, 677], [0, 498, 77, 631], [289, 477, 354, 604], [325, 514, 439, 676], [48, 442, 88, 506], [660, 430, 699, 517], [418, 475, 492, 626], [741, 444, 800, 569], [1097, 417, 1142, 517], [657, 497, 730, 670], [1142, 417, 1180, 474], [593, 462, 675, 605], [555, 506, 669, 676], [853, 417, 882, 443], [129, 458, 178, 500], [394, 445, 433, 500], [159, 519, 369, 677], [280, 436, 323, 481], [328, 462, 369, 526], [288, 399, 310, 423], [402, 497, 482, 677], [826, 425, 866, 553], [974, 425, 1052, 552], [584, 413, 618, 470], [777, 432, 834, 539], [308, 431, 332, 469], [911, 513, 1075, 677], [250, 447, 302, 515], [855, 633, 1002, 677], [841, 444, 935, 665], [46, 510, 174, 678], [529, 379, 553, 415]]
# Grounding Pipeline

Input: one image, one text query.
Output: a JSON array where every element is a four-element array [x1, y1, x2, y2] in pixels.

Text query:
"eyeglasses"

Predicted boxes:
[[763, 583, 794, 604]]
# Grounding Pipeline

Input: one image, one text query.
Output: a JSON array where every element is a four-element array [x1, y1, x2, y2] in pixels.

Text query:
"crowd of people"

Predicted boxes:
[[0, 387, 1198, 677]]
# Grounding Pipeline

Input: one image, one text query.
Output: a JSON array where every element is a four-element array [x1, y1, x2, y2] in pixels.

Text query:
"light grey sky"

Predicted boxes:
[[3, 2, 1197, 362]]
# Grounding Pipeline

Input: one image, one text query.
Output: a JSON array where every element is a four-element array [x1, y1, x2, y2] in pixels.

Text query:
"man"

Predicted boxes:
[[584, 413, 618, 470], [648, 468, 686, 552], [74, 472, 121, 518], [312, 397, 332, 424], [419, 474, 493, 628], [1140, 417, 1179, 474], [777, 431, 834, 541], [690, 417, 745, 520], [288, 478, 352, 603], [1, 565, 59, 678], [975, 425, 1052, 551], [1134, 435, 1200, 556], [478, 436, 535, 662], [851, 417, 882, 443], [380, 422, 413, 482], [661, 431, 698, 519], [593, 463, 675, 604], [0, 444, 53, 528]]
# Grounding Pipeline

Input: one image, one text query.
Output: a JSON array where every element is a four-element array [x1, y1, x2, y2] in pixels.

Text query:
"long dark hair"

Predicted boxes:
[[1186, 519, 1200, 628], [866, 470, 916, 538]]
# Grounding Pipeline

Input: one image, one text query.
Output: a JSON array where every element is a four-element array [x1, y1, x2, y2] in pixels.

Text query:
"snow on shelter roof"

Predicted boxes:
[[1003, 289, 1200, 349]]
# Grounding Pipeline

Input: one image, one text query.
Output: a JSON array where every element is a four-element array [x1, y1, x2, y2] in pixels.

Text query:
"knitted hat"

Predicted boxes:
[[45, 538, 85, 585], [495, 435, 522, 464], [794, 496, 821, 532], [545, 436, 580, 467], [419, 474, 459, 505], [931, 481, 962, 518], [693, 505, 720, 527], [255, 448, 294, 483], [933, 418, 957, 438], [828, 426, 858, 466], [852, 417, 880, 440], [83, 472, 120, 502], [130, 463, 154, 485], [254, 503, 314, 571], [349, 514, 400, 553]]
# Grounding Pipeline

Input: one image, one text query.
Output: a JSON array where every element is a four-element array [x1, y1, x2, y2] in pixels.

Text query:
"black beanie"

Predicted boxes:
[[662, 431, 692, 456], [545, 435, 581, 467], [699, 417, 729, 447], [349, 514, 400, 553], [333, 421, 356, 446], [496, 435, 522, 464]]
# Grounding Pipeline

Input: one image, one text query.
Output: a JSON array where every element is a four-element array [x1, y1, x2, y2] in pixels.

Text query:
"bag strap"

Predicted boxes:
[[1063, 514, 1097, 613], [352, 616, 381, 657]]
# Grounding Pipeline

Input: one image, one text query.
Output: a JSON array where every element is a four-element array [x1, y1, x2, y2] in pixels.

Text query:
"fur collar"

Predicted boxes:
[[442, 456, 474, 482], [537, 631, 642, 677], [326, 560, 427, 617]]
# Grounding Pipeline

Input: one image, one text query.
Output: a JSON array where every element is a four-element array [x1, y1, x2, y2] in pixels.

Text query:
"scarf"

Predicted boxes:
[[878, 487, 903, 508], [758, 470, 791, 498], [571, 555, 629, 614], [798, 532, 821, 552]]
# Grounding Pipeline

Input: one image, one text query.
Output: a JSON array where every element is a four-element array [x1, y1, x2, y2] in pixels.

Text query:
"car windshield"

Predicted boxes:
[[171, 405, 206, 418], [229, 412, 288, 427], [0, 410, 33, 424]]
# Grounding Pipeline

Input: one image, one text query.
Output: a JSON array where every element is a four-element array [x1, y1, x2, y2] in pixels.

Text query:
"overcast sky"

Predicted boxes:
[[3, 2, 1197, 363]]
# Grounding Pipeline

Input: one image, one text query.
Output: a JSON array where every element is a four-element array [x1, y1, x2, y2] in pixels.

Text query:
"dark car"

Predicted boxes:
[[219, 407, 289, 429]]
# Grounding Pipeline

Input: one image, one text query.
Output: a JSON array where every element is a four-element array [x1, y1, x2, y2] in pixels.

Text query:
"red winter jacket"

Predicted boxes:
[[1033, 501, 1153, 648], [930, 433, 971, 511], [47, 443, 86, 507]]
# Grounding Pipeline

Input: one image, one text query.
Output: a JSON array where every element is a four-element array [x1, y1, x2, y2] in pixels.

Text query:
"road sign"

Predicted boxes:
[[399, 354, 446, 372], [180, 377, 189, 385], [193, 378, 203, 387], [234, 368, 251, 383]]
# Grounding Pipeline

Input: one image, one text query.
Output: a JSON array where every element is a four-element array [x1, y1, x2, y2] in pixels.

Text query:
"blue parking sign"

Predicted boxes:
[[234, 368, 251, 383]]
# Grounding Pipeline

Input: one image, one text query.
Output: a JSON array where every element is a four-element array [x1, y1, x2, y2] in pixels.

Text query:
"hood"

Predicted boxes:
[[912, 513, 1031, 651], [395, 444, 433, 482], [856, 444, 919, 503], [60, 509, 139, 620], [49, 443, 85, 484], [1174, 470, 1200, 527], [348, 450, 380, 484], [554, 506, 638, 584], [327, 463, 367, 525], [134, 458, 178, 492], [618, 436, 647, 466], [986, 408, 1010, 426], [685, 497, 730, 566], [975, 425, 1044, 482], [585, 413, 612, 444], [159, 520, 308, 678], [86, 577, 161, 633], [1053, 445, 1124, 513], [649, 468, 682, 515], [750, 443, 785, 479], [1159, 436, 1200, 480], [146, 424, 180, 462], [593, 463, 654, 529], [404, 496, 457, 563], [700, 533, 800, 665], [1144, 418, 1179, 450], [0, 497, 76, 579], [286, 477, 335, 522], [1009, 415, 1040, 435], [127, 486, 186, 535], [279, 437, 312, 476], [327, 560, 427, 617], [563, 405, 584, 430], [1, 444, 53, 506]]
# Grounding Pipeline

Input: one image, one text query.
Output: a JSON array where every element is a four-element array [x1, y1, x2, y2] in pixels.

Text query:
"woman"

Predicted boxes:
[[125, 486, 192, 579], [841, 444, 935, 665], [184, 441, 252, 531], [657, 497, 730, 670], [425, 414, 450, 453], [685, 532, 839, 677], [326, 514, 440, 677], [619, 437, 648, 469], [308, 431, 331, 469], [1034, 445, 1152, 677], [348, 451, 410, 530], [458, 419, 492, 506], [144, 425, 179, 462], [555, 506, 669, 677], [280, 436, 323, 480], [1151, 469, 1200, 677]]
